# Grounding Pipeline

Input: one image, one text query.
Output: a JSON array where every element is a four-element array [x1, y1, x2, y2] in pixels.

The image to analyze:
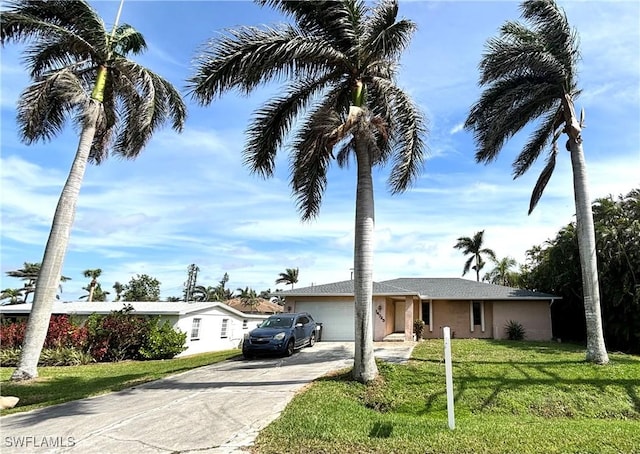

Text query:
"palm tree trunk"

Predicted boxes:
[[352, 127, 378, 383], [88, 279, 96, 302], [11, 101, 100, 381], [568, 139, 609, 364]]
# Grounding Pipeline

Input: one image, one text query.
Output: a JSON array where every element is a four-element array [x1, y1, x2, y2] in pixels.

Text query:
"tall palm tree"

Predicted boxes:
[[2, 0, 187, 381], [453, 231, 496, 282], [463, 0, 608, 364], [188, 0, 426, 383], [82, 268, 102, 302], [483, 256, 518, 286], [275, 268, 299, 289]]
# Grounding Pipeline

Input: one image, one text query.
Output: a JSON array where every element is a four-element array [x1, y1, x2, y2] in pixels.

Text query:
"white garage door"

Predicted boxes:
[[296, 301, 355, 341]]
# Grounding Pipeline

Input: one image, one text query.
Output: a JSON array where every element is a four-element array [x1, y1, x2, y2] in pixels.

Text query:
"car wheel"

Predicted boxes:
[[284, 339, 295, 357], [243, 351, 254, 359], [308, 332, 316, 348]]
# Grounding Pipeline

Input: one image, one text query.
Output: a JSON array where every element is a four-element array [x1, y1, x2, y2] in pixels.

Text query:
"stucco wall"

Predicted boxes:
[[424, 300, 494, 339], [492, 300, 552, 341]]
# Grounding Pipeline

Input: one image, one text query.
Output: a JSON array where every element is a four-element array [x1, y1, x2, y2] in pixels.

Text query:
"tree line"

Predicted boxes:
[[453, 189, 639, 354]]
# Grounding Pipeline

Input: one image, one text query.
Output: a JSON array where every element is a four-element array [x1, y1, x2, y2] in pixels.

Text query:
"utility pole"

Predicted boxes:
[[183, 264, 199, 302]]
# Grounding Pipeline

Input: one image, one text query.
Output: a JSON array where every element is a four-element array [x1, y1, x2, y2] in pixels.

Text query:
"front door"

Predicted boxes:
[[394, 301, 404, 332]]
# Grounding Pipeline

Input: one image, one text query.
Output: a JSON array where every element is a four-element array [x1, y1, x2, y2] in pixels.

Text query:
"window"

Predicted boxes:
[[221, 318, 229, 338], [421, 300, 433, 332], [191, 318, 201, 340], [470, 301, 485, 333]]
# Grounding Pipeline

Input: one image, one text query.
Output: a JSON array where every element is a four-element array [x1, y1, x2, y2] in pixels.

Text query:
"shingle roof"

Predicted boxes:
[[0, 301, 268, 319], [277, 280, 416, 296], [277, 277, 558, 300]]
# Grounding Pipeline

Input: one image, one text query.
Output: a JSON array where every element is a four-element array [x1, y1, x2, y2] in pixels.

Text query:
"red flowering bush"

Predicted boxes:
[[0, 319, 27, 348]]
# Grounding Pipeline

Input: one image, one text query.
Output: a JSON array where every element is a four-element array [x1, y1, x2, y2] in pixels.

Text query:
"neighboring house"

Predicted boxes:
[[0, 301, 268, 356], [277, 278, 557, 342], [224, 297, 283, 315]]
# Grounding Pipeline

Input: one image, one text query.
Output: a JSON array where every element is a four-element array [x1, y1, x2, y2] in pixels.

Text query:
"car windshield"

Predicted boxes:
[[261, 317, 294, 328]]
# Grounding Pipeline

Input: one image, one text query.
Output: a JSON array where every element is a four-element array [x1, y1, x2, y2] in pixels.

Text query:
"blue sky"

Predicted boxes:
[[1, 0, 638, 300]]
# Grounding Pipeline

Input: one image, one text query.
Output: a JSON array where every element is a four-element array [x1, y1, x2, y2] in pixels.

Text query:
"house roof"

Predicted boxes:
[[0, 301, 268, 319], [223, 297, 283, 314], [278, 277, 558, 300], [277, 280, 416, 296]]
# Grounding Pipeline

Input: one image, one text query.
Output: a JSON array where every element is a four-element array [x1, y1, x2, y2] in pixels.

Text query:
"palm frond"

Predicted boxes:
[[520, 0, 580, 93], [1, 1, 104, 56], [467, 77, 558, 163], [462, 256, 474, 276], [528, 143, 558, 214], [382, 83, 427, 193], [480, 22, 566, 86], [188, 25, 344, 104], [335, 138, 356, 168], [512, 105, 562, 178], [16, 68, 88, 143], [289, 96, 344, 220], [109, 59, 186, 159], [257, 0, 362, 55], [111, 24, 146, 56], [244, 72, 340, 178], [362, 1, 416, 64]]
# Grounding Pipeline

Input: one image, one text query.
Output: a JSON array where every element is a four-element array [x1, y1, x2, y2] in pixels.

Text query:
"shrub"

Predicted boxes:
[[0, 347, 93, 366], [86, 305, 150, 362], [0, 347, 21, 366], [413, 319, 425, 340], [0, 320, 27, 348], [505, 320, 526, 340], [45, 315, 88, 349], [39, 347, 94, 366], [1, 316, 87, 351], [139, 319, 187, 360]]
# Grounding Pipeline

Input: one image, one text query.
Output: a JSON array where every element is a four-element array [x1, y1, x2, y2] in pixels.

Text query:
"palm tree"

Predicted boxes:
[[1, 289, 25, 305], [237, 287, 260, 309], [275, 268, 299, 289], [2, 0, 187, 381], [82, 268, 102, 302], [483, 256, 518, 286], [188, 0, 426, 383], [191, 285, 217, 302], [5, 262, 40, 303], [5, 262, 70, 303], [112, 281, 125, 302], [463, 0, 608, 363], [453, 231, 496, 282], [79, 282, 109, 302]]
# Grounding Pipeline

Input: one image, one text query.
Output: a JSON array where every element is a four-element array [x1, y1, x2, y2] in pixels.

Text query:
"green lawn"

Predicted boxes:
[[0, 349, 240, 415], [254, 340, 640, 454]]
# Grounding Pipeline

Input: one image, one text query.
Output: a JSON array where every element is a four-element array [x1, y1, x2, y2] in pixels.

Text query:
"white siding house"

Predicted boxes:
[[0, 301, 268, 357]]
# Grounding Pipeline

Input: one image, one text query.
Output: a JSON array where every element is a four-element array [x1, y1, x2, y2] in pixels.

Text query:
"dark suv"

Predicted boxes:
[[242, 312, 317, 358]]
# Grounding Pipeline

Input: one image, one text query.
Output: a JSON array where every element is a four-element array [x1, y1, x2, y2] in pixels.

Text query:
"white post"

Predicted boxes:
[[443, 326, 455, 430]]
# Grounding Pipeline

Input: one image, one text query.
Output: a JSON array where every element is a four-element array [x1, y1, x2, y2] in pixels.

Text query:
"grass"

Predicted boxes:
[[254, 340, 640, 454], [0, 349, 240, 415]]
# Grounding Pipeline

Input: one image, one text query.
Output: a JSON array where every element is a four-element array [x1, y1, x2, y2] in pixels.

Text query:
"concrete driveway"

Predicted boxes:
[[1, 341, 414, 454]]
